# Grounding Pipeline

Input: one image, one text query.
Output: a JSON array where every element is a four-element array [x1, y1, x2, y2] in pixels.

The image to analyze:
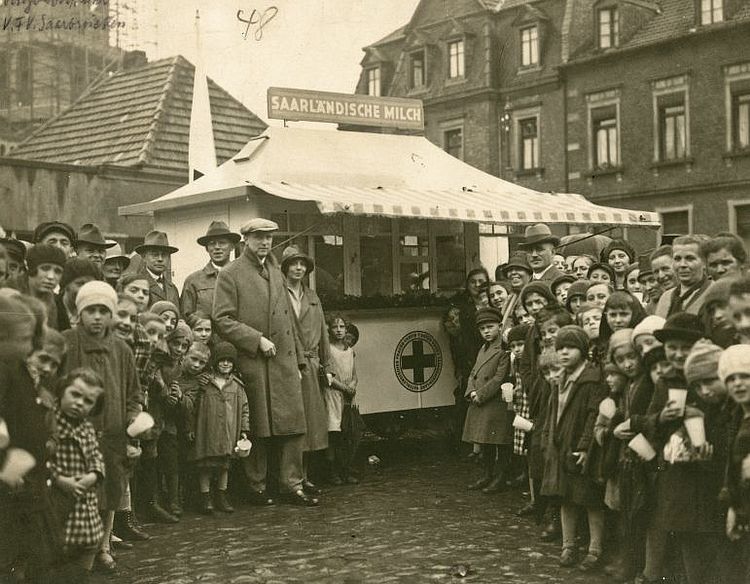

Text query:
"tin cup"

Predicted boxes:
[[668, 388, 688, 416], [598, 398, 617, 420], [235, 438, 252, 458], [127, 412, 155, 438], [628, 433, 657, 461], [512, 415, 534, 433], [501, 383, 514, 403], [683, 415, 706, 448]]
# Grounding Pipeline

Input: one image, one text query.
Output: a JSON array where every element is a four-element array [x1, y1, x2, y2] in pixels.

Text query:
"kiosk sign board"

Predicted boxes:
[[267, 87, 424, 130]]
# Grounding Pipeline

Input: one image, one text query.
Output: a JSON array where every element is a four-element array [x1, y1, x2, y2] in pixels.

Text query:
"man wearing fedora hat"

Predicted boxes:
[[135, 230, 181, 312], [75, 223, 116, 269], [102, 240, 131, 288], [181, 221, 240, 318], [213, 218, 316, 506], [518, 224, 565, 283], [500, 251, 533, 334]]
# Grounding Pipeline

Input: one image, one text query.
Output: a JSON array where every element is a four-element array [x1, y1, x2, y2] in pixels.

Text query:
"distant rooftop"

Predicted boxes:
[[12, 55, 267, 175]]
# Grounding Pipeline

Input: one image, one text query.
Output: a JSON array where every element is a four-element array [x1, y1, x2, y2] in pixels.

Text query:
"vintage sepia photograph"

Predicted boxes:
[[1, 0, 750, 582]]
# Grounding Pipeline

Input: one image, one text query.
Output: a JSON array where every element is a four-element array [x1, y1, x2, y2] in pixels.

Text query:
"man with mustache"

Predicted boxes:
[[517, 224, 565, 283], [181, 221, 240, 318], [135, 230, 181, 313], [655, 236, 713, 318]]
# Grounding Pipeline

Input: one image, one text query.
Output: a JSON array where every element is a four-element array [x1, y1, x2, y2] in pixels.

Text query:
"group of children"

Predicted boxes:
[[457, 270, 750, 583], [0, 276, 363, 582]]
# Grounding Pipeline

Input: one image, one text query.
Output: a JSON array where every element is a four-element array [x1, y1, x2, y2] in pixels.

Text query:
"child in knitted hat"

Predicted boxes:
[[60, 281, 142, 571], [151, 300, 179, 334], [649, 340, 740, 584], [543, 325, 607, 570], [631, 315, 666, 356], [719, 345, 750, 556]]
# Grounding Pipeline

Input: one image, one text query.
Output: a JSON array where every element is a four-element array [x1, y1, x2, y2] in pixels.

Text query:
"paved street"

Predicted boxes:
[[93, 439, 610, 584]]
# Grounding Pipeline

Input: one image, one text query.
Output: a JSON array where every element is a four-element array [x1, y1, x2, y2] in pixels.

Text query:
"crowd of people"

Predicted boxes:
[[0, 219, 363, 583], [2, 215, 750, 583], [445, 223, 750, 583]]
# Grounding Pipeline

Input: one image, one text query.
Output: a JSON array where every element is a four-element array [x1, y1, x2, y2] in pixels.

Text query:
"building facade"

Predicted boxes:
[[355, 0, 750, 245]]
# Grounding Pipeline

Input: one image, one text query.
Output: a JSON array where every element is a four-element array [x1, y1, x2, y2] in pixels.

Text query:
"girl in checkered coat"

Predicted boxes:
[[51, 368, 106, 572]]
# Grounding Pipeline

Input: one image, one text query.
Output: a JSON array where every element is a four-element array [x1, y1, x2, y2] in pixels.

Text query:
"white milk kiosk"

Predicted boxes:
[[120, 89, 659, 433]]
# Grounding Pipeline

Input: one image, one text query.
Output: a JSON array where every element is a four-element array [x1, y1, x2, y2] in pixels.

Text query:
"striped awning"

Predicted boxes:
[[120, 127, 660, 228], [251, 181, 658, 226]]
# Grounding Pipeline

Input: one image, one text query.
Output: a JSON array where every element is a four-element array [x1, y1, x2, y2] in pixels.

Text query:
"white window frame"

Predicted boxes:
[[652, 75, 690, 162], [724, 62, 750, 152], [520, 25, 539, 68], [512, 106, 541, 171], [655, 204, 694, 237], [447, 39, 465, 79], [728, 199, 750, 237], [409, 50, 426, 89], [440, 118, 465, 161], [598, 7, 619, 49], [700, 0, 723, 25], [586, 89, 621, 170], [366, 67, 381, 97]]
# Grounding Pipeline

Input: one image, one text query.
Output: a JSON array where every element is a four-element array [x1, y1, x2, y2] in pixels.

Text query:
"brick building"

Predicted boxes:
[[355, 0, 750, 245]]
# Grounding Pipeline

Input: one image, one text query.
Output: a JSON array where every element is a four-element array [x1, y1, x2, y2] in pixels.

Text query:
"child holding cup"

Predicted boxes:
[[462, 307, 514, 494]]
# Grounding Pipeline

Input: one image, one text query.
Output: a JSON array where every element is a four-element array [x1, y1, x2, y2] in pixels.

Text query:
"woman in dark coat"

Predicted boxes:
[[281, 247, 331, 494]]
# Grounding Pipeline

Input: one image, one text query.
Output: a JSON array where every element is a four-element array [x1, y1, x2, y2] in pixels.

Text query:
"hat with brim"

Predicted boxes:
[[135, 230, 178, 255], [0, 238, 26, 262], [104, 240, 131, 269], [280, 246, 314, 274], [240, 218, 279, 236], [197, 221, 241, 247], [33, 221, 76, 244], [518, 223, 560, 249], [76, 223, 116, 249], [653, 313, 705, 344], [503, 251, 532, 275]]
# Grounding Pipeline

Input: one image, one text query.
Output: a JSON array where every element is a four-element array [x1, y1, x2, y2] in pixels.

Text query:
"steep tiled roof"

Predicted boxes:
[[12, 56, 266, 174], [369, 24, 408, 47]]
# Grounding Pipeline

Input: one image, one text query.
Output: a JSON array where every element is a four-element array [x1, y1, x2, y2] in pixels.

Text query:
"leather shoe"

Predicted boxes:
[[145, 501, 179, 523], [467, 476, 491, 490], [113, 510, 151, 541], [284, 488, 319, 507], [111, 539, 133, 551], [247, 490, 275, 506], [94, 551, 117, 572], [302, 480, 322, 495]]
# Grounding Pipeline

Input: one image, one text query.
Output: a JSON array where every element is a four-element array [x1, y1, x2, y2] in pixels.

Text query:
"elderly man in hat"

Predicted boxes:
[[3, 243, 66, 329], [102, 240, 131, 288], [213, 218, 316, 506], [135, 230, 181, 311], [518, 224, 565, 282], [33, 221, 76, 258], [75, 223, 116, 269], [181, 221, 240, 318]]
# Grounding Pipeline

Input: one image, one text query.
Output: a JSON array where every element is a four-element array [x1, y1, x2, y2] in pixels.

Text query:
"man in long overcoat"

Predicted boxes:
[[212, 218, 318, 506]]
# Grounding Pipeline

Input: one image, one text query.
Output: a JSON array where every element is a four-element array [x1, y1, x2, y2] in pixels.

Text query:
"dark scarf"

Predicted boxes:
[[667, 276, 710, 316]]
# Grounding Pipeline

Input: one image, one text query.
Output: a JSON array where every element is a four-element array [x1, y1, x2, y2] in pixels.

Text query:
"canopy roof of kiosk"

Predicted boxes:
[[120, 127, 659, 227]]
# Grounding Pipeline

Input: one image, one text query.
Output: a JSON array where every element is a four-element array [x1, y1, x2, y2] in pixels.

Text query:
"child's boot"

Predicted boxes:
[[215, 489, 235, 513], [200, 491, 214, 515], [145, 500, 179, 523], [468, 449, 494, 490]]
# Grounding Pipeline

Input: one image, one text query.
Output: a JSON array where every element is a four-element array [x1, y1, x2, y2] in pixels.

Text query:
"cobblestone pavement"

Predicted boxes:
[[93, 440, 610, 584]]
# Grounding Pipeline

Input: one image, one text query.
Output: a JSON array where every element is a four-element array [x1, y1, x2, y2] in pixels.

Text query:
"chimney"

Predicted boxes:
[[122, 50, 148, 70]]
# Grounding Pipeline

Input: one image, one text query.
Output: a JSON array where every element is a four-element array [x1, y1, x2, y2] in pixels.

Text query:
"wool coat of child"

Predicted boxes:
[[461, 337, 514, 445], [213, 247, 307, 438], [541, 362, 606, 508], [61, 327, 143, 510], [290, 283, 330, 452], [189, 375, 250, 461]]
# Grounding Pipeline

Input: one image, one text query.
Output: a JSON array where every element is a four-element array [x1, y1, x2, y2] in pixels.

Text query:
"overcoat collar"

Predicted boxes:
[[76, 325, 112, 354], [474, 336, 503, 370]]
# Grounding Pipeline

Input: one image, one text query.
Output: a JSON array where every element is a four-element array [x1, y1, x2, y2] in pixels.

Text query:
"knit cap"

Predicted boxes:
[[26, 243, 66, 273], [169, 321, 192, 343], [75, 280, 117, 315], [555, 325, 589, 354], [567, 279, 591, 301], [632, 315, 666, 341], [212, 341, 237, 365], [601, 239, 637, 263], [520, 281, 556, 307], [608, 328, 635, 362], [684, 340, 723, 385], [60, 257, 101, 289], [718, 345, 750, 382], [507, 323, 530, 344], [151, 300, 179, 317]]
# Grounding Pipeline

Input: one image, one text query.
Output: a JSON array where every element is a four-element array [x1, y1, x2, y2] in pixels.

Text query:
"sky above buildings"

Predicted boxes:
[[138, 0, 420, 125]]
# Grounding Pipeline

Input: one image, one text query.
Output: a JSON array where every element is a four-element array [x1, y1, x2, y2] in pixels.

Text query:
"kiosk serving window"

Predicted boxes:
[[360, 217, 393, 297]]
